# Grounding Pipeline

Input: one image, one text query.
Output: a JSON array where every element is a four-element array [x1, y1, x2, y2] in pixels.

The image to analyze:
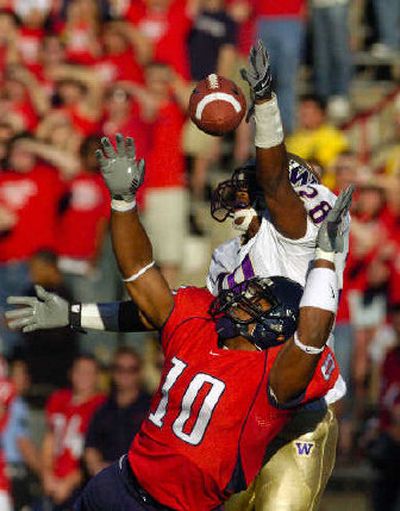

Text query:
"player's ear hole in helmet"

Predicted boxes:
[[209, 276, 303, 350]]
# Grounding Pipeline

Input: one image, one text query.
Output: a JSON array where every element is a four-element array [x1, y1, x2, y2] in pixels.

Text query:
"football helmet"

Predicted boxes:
[[210, 155, 320, 222], [210, 160, 261, 222], [209, 276, 303, 350]]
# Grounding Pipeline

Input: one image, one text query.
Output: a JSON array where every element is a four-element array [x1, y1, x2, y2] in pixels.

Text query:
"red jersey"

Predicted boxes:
[[0, 166, 64, 262], [141, 101, 186, 192], [46, 389, 105, 478], [94, 51, 144, 85], [57, 171, 110, 260], [127, 0, 192, 79], [129, 287, 339, 511], [255, 0, 305, 18]]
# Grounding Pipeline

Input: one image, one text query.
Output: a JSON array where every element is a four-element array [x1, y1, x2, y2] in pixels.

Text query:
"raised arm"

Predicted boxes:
[[269, 185, 354, 403], [96, 135, 174, 328], [241, 41, 306, 238]]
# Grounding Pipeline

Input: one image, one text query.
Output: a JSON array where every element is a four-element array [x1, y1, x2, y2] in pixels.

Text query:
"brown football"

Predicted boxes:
[[188, 74, 246, 136]]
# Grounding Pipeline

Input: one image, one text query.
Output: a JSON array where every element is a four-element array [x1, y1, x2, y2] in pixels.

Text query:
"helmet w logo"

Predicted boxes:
[[295, 442, 314, 456]]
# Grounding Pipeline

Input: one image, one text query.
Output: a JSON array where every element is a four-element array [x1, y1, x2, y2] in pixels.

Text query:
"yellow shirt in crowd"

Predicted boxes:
[[286, 124, 349, 169], [385, 144, 400, 175]]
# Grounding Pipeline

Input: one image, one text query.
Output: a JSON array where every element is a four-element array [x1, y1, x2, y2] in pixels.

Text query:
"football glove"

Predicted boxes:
[[6, 285, 69, 333], [240, 39, 273, 121], [96, 134, 145, 204], [317, 185, 354, 254]]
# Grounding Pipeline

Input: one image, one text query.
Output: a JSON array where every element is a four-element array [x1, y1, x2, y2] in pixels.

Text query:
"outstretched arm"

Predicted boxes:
[[269, 186, 354, 404], [97, 135, 174, 329], [6, 286, 154, 333], [241, 41, 306, 238]]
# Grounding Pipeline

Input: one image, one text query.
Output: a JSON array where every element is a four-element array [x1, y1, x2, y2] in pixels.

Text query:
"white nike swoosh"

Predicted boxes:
[[209, 350, 222, 356]]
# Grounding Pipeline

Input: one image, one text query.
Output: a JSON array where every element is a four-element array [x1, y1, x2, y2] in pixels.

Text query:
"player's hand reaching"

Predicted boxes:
[[240, 40, 273, 103], [317, 185, 354, 255], [6, 286, 69, 333], [96, 134, 145, 206]]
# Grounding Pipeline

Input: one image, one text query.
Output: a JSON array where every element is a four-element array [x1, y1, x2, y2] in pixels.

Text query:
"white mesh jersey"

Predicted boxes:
[[206, 181, 350, 406], [207, 183, 349, 293]]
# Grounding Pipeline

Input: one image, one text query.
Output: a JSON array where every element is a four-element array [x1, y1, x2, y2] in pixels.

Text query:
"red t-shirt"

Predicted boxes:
[[141, 100, 186, 192], [255, 0, 305, 18], [46, 389, 105, 478], [94, 50, 144, 85], [17, 26, 45, 65], [0, 166, 64, 262], [57, 171, 110, 260], [127, 0, 192, 79], [101, 102, 151, 160], [129, 287, 339, 511]]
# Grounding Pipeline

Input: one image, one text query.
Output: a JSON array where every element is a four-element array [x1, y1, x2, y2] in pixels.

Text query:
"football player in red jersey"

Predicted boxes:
[[81, 133, 349, 511], [6, 134, 352, 511], [42, 355, 105, 509]]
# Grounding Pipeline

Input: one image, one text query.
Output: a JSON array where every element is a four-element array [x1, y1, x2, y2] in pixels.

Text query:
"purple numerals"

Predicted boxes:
[[299, 186, 332, 224], [223, 254, 255, 290]]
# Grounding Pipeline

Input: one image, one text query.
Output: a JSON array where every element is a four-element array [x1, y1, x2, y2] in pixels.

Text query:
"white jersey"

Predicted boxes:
[[207, 183, 349, 293], [206, 182, 350, 406]]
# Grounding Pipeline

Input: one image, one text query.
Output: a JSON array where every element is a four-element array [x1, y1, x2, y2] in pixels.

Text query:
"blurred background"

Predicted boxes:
[[0, 0, 399, 509]]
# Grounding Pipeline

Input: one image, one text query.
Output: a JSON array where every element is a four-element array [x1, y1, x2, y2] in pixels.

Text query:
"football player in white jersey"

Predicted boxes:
[[208, 41, 350, 511]]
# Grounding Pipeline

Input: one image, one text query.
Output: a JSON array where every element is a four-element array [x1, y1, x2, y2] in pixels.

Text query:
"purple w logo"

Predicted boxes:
[[295, 442, 314, 456]]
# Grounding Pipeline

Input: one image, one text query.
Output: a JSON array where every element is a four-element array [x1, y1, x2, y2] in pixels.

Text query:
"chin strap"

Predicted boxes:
[[232, 207, 258, 233]]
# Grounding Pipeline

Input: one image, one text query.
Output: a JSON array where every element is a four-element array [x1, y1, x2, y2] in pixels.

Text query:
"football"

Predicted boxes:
[[188, 74, 247, 136]]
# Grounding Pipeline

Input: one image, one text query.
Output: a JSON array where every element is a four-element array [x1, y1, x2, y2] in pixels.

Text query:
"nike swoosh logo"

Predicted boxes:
[[209, 350, 222, 356]]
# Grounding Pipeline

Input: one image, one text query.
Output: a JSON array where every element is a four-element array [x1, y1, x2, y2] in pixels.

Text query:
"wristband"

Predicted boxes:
[[111, 197, 136, 212], [293, 331, 326, 355], [254, 94, 284, 149], [69, 303, 86, 333], [315, 248, 335, 263], [300, 267, 338, 313], [123, 261, 156, 283], [81, 304, 106, 330]]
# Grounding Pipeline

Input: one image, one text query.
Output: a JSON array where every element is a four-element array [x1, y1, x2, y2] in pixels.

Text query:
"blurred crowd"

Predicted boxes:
[[0, 0, 399, 510]]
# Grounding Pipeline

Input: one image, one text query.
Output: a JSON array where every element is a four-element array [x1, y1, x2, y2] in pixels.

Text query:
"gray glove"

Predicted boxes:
[[240, 40, 273, 103], [96, 133, 145, 203], [6, 285, 69, 333], [317, 185, 354, 253]]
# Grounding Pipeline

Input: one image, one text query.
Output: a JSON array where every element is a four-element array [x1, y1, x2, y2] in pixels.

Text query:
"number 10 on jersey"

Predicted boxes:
[[149, 357, 225, 446]]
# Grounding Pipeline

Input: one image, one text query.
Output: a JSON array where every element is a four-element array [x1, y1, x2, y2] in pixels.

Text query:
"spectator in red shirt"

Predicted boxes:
[[254, 0, 306, 133], [0, 134, 68, 355], [122, 62, 188, 286], [50, 64, 104, 136], [42, 355, 105, 510], [56, 0, 101, 65], [0, 10, 19, 77], [94, 21, 152, 86], [127, 0, 193, 79], [102, 84, 151, 164], [28, 34, 67, 101], [14, 0, 50, 67]]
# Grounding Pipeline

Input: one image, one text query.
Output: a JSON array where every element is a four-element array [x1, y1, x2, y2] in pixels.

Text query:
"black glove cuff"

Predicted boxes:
[[69, 303, 87, 333]]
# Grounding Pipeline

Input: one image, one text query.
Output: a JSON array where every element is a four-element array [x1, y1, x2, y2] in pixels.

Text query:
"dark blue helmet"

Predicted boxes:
[[209, 276, 303, 350]]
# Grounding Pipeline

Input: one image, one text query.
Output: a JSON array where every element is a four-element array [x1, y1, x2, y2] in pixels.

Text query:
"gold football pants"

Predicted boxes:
[[225, 407, 338, 511]]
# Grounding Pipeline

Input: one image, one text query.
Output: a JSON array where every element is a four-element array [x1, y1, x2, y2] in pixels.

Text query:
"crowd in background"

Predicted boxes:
[[0, 0, 399, 509]]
